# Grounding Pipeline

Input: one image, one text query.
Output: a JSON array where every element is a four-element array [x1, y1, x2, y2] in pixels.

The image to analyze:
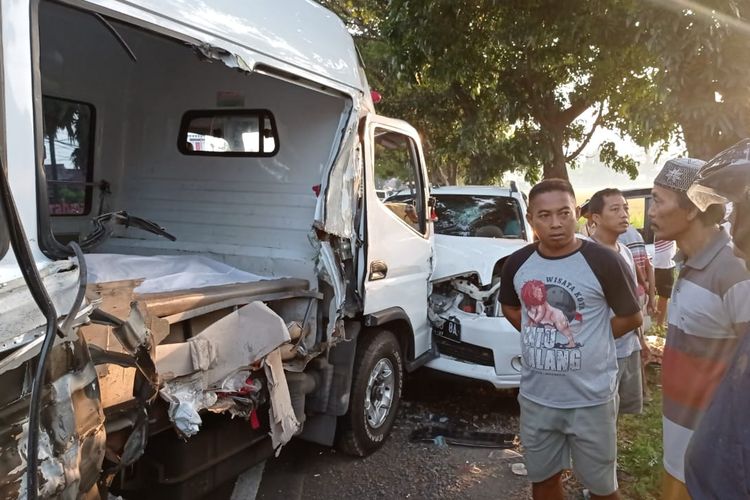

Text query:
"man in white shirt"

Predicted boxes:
[[588, 188, 644, 414]]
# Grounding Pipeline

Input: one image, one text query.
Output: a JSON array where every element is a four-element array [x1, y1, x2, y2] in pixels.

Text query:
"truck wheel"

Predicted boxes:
[[337, 329, 402, 457]]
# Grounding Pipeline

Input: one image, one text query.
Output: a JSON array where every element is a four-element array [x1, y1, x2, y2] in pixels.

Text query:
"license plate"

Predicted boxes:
[[436, 317, 461, 342]]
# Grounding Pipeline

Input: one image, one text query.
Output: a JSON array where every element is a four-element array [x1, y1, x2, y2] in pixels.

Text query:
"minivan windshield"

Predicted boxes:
[[387, 193, 524, 238]]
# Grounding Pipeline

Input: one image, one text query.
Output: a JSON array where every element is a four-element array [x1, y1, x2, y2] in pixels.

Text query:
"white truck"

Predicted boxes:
[[0, 1, 437, 498]]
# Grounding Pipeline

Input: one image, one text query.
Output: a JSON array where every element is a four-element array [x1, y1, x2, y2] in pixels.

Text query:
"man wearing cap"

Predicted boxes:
[[649, 157, 750, 499], [682, 139, 750, 499]]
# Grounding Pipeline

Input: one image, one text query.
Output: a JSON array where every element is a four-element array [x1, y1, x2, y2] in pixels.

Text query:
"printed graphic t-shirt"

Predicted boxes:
[[500, 239, 640, 409]]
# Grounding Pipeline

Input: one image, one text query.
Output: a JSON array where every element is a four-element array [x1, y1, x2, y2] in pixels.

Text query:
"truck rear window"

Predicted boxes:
[[178, 109, 279, 157], [42, 96, 95, 216]]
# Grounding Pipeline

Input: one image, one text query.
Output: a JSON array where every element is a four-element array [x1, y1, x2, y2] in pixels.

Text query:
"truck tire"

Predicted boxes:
[[336, 329, 403, 457]]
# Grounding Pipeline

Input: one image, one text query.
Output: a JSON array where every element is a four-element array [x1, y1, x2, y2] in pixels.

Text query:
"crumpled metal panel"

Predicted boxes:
[[0, 262, 81, 353], [0, 338, 106, 499], [316, 109, 361, 239]]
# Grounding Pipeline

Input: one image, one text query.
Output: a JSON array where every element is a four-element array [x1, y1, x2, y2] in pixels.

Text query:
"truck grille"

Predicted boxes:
[[435, 336, 494, 367]]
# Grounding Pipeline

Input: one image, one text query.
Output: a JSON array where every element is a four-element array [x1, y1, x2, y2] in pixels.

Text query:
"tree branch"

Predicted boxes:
[[564, 100, 605, 162], [559, 95, 597, 126]]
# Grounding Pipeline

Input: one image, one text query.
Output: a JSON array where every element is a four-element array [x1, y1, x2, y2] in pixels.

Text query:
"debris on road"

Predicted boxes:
[[511, 463, 528, 476], [410, 425, 516, 449]]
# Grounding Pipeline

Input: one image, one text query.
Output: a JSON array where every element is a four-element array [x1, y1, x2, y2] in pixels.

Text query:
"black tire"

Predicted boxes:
[[336, 329, 403, 457]]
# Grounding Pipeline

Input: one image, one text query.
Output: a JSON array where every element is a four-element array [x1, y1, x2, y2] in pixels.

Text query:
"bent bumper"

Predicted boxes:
[[426, 310, 521, 389], [426, 355, 520, 389]]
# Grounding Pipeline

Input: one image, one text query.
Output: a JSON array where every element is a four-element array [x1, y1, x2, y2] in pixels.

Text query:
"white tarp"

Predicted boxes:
[[81, 254, 269, 293]]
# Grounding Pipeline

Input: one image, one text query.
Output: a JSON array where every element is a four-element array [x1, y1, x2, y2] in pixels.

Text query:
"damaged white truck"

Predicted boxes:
[[0, 1, 437, 498]]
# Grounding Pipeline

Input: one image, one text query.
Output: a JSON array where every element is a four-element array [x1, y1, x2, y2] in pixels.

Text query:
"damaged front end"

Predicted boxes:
[[427, 268, 523, 389]]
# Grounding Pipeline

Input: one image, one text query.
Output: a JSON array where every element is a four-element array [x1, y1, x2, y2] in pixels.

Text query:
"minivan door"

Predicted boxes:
[[360, 115, 433, 357]]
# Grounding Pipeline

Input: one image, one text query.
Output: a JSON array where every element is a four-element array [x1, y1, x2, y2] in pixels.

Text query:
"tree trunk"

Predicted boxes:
[[542, 129, 569, 181]]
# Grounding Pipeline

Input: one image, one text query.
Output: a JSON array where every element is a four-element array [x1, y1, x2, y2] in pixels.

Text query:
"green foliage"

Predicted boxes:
[[619, 0, 750, 158], [598, 141, 639, 179], [321, 0, 750, 183]]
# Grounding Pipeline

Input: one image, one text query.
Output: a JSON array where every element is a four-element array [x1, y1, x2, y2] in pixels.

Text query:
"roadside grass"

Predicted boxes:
[[617, 364, 663, 499]]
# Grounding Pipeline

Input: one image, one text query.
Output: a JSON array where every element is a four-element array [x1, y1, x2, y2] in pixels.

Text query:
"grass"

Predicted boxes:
[[617, 361, 663, 499]]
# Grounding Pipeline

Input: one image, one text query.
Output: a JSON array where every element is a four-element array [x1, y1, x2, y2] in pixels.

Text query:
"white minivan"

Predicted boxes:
[[387, 185, 532, 388]]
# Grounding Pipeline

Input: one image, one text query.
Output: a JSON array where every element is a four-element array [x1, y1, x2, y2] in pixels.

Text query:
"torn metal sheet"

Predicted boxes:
[[196, 43, 254, 73], [81, 280, 148, 408], [160, 374, 218, 438], [155, 301, 291, 382], [155, 302, 293, 439], [264, 348, 300, 454], [0, 260, 81, 353], [318, 241, 346, 341], [316, 107, 360, 239], [160, 370, 265, 438], [0, 302, 95, 376], [1, 342, 106, 500]]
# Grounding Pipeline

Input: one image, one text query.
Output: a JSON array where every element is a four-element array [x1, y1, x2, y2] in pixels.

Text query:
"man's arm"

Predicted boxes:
[[502, 304, 522, 332], [645, 258, 656, 315], [611, 311, 643, 338]]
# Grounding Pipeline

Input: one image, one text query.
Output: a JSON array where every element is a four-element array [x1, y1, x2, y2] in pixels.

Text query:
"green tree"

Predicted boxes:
[[323, 0, 533, 184], [323, 0, 750, 182], [627, 0, 750, 159], [373, 0, 654, 181]]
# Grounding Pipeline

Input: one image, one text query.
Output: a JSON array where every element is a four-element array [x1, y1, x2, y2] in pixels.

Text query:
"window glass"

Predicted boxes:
[[180, 110, 278, 156], [433, 194, 523, 238], [373, 129, 425, 234], [42, 97, 94, 216]]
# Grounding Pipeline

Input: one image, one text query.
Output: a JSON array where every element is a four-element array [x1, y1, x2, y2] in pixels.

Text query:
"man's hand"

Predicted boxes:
[[501, 304, 522, 332], [611, 311, 643, 338]]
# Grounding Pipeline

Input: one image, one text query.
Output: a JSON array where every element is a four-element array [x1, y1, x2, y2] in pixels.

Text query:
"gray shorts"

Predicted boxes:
[[616, 350, 643, 415], [518, 395, 618, 496]]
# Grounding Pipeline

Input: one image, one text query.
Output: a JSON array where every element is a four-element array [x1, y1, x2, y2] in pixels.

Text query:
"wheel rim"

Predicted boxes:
[[364, 358, 395, 429]]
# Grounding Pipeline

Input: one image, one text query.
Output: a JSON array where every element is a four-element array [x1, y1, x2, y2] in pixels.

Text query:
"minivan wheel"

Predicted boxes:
[[336, 329, 403, 457]]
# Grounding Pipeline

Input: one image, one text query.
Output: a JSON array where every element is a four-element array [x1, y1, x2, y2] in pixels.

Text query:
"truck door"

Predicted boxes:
[[361, 116, 433, 357]]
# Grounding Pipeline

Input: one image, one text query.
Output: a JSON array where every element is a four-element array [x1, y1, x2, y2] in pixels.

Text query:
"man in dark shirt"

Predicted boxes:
[[684, 139, 750, 499]]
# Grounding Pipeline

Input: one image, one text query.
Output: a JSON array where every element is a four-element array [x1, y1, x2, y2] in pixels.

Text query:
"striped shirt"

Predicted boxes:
[[618, 225, 648, 298], [662, 228, 750, 482], [653, 239, 676, 269]]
